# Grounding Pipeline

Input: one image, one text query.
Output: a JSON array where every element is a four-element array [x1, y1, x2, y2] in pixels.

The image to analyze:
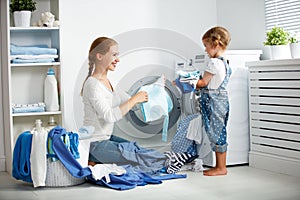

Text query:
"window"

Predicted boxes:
[[265, 0, 300, 33]]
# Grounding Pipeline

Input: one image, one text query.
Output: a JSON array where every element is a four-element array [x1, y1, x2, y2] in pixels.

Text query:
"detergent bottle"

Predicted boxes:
[[44, 68, 59, 111]]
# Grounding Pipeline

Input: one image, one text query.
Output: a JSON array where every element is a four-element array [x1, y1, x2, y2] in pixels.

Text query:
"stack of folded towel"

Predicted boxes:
[[10, 44, 58, 64], [12, 102, 46, 113]]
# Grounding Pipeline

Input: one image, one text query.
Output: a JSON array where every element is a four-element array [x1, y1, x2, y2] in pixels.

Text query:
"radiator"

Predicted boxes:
[[247, 59, 300, 177]]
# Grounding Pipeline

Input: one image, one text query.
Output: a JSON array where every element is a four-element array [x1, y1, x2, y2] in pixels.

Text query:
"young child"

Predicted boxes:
[[194, 26, 232, 176]]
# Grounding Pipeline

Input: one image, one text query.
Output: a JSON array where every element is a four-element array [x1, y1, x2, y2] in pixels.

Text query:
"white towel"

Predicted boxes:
[[30, 127, 48, 187], [186, 115, 203, 144], [88, 164, 126, 183], [186, 115, 211, 159]]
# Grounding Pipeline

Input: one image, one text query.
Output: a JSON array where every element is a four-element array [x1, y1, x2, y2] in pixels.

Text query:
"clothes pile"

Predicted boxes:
[[12, 126, 187, 190]]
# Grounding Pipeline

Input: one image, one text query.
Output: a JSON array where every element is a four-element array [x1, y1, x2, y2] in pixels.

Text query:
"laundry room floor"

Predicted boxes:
[[0, 165, 300, 200]]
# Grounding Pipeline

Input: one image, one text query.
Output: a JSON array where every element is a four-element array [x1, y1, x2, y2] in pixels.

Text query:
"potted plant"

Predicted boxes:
[[264, 26, 291, 60], [289, 32, 300, 59], [10, 0, 37, 27]]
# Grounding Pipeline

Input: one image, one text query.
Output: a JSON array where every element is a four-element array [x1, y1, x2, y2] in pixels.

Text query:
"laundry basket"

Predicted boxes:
[[45, 158, 85, 187]]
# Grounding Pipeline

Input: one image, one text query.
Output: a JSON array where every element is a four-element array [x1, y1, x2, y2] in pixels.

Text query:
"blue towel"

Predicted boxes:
[[48, 126, 91, 179], [11, 58, 55, 63], [12, 131, 33, 183], [12, 106, 45, 113], [10, 44, 58, 55], [87, 164, 186, 190]]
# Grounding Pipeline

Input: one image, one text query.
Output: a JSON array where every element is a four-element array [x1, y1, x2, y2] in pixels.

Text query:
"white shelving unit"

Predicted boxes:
[[1, 0, 62, 174], [247, 59, 300, 177]]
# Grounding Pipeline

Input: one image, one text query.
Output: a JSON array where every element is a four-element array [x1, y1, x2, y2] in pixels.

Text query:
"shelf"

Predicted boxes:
[[11, 62, 60, 67], [12, 111, 62, 117], [10, 27, 59, 32]]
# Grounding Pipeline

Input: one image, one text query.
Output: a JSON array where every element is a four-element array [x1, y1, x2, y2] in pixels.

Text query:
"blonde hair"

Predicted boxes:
[[202, 26, 231, 49], [80, 37, 118, 95]]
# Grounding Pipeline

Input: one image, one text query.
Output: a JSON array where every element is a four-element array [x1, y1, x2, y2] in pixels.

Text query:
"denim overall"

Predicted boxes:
[[199, 57, 232, 153]]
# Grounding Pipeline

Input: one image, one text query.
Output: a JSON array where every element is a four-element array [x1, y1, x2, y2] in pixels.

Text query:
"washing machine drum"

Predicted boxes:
[[124, 76, 181, 135]]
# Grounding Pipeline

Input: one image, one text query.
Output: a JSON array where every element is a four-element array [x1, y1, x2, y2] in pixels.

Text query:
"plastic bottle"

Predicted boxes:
[[44, 68, 59, 111], [33, 119, 43, 132], [46, 115, 57, 132], [35, 119, 42, 128]]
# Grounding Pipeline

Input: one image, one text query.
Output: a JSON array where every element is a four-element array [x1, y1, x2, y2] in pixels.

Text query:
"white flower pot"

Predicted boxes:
[[290, 43, 300, 59], [13, 11, 31, 27], [269, 44, 291, 60]]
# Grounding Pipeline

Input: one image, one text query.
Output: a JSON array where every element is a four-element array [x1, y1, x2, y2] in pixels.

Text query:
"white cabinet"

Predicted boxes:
[[1, 0, 62, 174], [247, 59, 300, 177]]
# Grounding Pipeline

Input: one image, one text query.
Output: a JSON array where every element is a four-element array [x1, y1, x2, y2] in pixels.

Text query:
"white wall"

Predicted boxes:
[[60, 0, 217, 131], [216, 0, 269, 59]]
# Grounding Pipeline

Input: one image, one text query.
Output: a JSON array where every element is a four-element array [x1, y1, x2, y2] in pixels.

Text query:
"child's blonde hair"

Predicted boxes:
[[202, 26, 231, 49]]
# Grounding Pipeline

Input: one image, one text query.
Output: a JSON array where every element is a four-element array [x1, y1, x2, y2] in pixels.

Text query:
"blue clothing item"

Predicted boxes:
[[138, 83, 173, 142], [47, 127, 80, 161], [48, 126, 92, 178], [118, 142, 167, 174], [11, 58, 55, 63], [87, 164, 186, 190], [12, 131, 33, 183], [90, 138, 167, 174], [171, 114, 199, 156], [10, 44, 58, 55], [89, 135, 131, 165], [199, 57, 232, 153], [68, 132, 80, 159], [175, 78, 195, 93], [175, 70, 200, 94]]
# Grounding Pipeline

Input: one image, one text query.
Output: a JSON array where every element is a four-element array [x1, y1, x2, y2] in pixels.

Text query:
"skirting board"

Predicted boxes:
[[249, 152, 300, 178]]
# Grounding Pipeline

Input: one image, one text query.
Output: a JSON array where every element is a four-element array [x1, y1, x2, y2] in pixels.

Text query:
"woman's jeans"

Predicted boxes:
[[89, 135, 131, 165]]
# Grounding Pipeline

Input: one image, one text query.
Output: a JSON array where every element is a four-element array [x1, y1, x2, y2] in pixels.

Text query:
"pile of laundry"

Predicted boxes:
[[10, 44, 58, 64], [12, 126, 187, 190], [175, 70, 200, 93]]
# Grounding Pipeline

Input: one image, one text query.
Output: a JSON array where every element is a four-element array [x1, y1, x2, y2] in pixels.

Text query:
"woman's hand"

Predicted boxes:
[[132, 91, 148, 104]]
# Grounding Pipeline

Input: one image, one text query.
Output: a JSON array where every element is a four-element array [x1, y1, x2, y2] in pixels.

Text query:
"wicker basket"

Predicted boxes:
[[45, 158, 85, 187]]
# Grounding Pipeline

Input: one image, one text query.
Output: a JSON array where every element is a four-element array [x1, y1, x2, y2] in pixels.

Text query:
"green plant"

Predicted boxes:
[[10, 0, 37, 13], [264, 26, 290, 46], [289, 32, 299, 43]]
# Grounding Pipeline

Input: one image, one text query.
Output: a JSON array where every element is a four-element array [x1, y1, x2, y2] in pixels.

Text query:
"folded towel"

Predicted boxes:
[[11, 58, 55, 64], [11, 54, 58, 60], [10, 44, 58, 55], [12, 102, 46, 113]]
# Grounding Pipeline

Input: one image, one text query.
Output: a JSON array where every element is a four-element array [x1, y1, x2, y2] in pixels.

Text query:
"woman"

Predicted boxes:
[[81, 37, 192, 174]]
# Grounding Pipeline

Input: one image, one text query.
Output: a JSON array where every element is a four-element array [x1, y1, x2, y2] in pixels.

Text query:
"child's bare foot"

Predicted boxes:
[[203, 167, 227, 176]]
